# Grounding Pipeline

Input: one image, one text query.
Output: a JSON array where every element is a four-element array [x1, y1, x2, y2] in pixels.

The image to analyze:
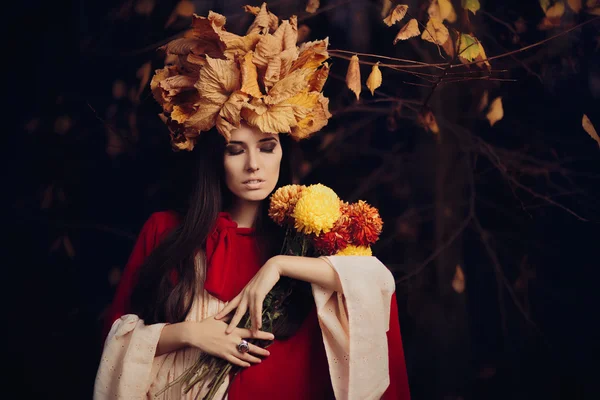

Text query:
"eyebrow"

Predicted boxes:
[[228, 137, 279, 145]]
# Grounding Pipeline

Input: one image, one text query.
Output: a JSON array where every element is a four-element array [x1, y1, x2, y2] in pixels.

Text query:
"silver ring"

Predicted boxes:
[[237, 339, 250, 354]]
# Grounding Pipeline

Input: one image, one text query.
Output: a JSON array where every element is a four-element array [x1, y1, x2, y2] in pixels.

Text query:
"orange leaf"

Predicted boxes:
[[240, 52, 263, 98], [486, 96, 504, 126], [567, 0, 582, 12], [346, 55, 361, 100], [383, 4, 408, 26], [418, 110, 439, 134], [308, 63, 330, 92], [582, 114, 600, 148], [195, 56, 241, 104], [452, 265, 465, 293], [264, 68, 313, 104], [394, 18, 420, 43], [290, 94, 331, 140]]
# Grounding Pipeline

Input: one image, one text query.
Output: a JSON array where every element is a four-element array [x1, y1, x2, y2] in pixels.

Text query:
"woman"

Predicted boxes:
[[94, 6, 410, 399]]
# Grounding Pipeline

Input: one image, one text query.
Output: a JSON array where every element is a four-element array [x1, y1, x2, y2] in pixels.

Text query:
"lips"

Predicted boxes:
[[242, 179, 265, 184]]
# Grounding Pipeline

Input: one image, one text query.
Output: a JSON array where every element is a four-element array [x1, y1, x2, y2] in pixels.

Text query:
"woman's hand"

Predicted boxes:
[[214, 258, 282, 335], [183, 316, 274, 368]]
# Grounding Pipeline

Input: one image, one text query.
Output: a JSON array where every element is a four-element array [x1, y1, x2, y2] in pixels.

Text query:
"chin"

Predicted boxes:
[[237, 189, 271, 202]]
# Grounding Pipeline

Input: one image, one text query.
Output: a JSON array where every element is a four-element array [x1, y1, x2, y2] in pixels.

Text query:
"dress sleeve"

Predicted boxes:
[[103, 211, 180, 338], [311, 256, 410, 400], [95, 212, 180, 399]]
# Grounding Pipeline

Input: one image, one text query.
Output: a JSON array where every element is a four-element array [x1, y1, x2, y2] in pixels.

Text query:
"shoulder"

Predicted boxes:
[[141, 210, 182, 242]]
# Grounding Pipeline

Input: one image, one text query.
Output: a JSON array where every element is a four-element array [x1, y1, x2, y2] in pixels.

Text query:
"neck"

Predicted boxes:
[[227, 199, 261, 228]]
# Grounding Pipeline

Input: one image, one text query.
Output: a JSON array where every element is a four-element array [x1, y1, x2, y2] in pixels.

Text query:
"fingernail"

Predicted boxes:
[[269, 334, 275, 340]]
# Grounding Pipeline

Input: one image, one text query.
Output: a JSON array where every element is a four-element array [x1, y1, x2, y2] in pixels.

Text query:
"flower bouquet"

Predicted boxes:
[[158, 184, 383, 399]]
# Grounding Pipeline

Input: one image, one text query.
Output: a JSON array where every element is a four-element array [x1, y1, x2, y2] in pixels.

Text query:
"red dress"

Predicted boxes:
[[104, 211, 410, 399]]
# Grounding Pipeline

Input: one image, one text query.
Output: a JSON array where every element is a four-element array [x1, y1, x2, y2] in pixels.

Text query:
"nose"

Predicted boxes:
[[246, 148, 260, 172]]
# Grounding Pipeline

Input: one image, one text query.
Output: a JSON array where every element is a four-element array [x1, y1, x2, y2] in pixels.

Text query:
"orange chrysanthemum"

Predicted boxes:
[[312, 202, 352, 254], [346, 200, 383, 246], [268, 185, 305, 226]]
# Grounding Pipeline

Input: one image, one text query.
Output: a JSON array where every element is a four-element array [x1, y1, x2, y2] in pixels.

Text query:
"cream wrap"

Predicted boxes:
[[94, 255, 395, 400]]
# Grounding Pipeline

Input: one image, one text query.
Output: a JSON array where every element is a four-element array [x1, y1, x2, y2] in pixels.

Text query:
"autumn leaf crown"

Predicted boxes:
[[150, 3, 332, 151]]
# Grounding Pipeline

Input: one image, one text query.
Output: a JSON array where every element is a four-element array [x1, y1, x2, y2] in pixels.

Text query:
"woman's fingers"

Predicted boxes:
[[248, 343, 271, 357], [215, 296, 240, 320], [251, 294, 263, 332], [225, 354, 251, 368], [239, 352, 262, 364], [238, 328, 275, 341], [226, 299, 248, 334]]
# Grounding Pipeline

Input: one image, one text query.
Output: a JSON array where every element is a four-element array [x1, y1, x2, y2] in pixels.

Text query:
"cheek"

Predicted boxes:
[[223, 157, 242, 186]]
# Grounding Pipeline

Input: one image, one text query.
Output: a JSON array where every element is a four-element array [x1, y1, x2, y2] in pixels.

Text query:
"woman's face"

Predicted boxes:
[[223, 125, 282, 203]]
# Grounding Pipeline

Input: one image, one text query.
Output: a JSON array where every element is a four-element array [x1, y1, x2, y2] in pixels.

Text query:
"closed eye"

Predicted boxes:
[[260, 145, 277, 153]]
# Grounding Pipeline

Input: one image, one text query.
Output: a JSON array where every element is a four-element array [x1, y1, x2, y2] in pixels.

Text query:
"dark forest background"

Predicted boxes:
[[6, 0, 600, 399]]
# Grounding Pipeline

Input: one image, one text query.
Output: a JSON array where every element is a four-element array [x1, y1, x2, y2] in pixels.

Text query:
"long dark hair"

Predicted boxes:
[[130, 129, 313, 338]]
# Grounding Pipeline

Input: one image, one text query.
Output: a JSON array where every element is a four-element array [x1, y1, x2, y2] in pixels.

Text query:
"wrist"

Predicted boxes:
[[177, 321, 192, 347], [269, 255, 286, 277]]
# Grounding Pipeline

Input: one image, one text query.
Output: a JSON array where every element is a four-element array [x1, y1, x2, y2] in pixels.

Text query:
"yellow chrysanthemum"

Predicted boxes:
[[335, 245, 372, 256], [268, 184, 305, 225], [292, 184, 341, 235]]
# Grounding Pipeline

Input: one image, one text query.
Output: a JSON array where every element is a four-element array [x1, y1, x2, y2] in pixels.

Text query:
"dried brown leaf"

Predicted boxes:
[[264, 68, 313, 104], [383, 5, 409, 26], [366, 62, 382, 95], [247, 2, 279, 35], [582, 114, 600, 148], [308, 62, 330, 92], [421, 18, 449, 46], [195, 56, 241, 104], [346, 55, 361, 100], [567, 0, 583, 12], [290, 93, 331, 140], [486, 96, 504, 126], [241, 102, 297, 134], [273, 19, 298, 52], [240, 52, 263, 98], [394, 18, 420, 43], [306, 0, 320, 13], [418, 110, 439, 134], [452, 265, 465, 293], [217, 91, 250, 140], [185, 100, 222, 132]]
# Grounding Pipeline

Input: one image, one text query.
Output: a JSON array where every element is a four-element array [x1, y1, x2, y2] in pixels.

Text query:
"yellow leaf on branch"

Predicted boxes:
[[458, 33, 482, 62], [394, 18, 420, 43], [383, 4, 409, 26], [462, 0, 481, 14], [346, 55, 361, 100], [366, 62, 382, 95], [582, 114, 600, 148], [438, 0, 457, 23], [486, 96, 504, 126], [421, 18, 449, 46]]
